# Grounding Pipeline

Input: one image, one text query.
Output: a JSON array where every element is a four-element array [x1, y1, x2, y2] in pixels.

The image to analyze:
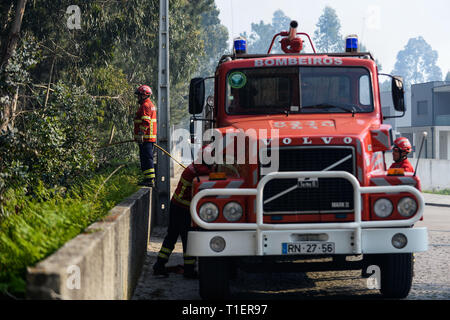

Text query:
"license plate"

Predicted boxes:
[[282, 242, 335, 255]]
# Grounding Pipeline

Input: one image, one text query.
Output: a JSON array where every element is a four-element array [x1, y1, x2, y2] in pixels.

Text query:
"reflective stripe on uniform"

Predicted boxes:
[[183, 253, 196, 264], [141, 116, 152, 120], [143, 168, 155, 175], [160, 247, 172, 254], [158, 252, 169, 260], [184, 258, 196, 265], [180, 177, 192, 187], [173, 193, 191, 206]]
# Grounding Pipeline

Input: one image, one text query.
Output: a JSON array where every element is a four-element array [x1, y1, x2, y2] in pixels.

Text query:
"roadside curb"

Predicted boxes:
[[425, 203, 450, 208], [26, 188, 152, 300]]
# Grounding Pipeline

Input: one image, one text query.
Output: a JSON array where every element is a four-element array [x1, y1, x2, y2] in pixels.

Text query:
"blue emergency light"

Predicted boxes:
[[234, 37, 247, 54], [345, 35, 358, 53]]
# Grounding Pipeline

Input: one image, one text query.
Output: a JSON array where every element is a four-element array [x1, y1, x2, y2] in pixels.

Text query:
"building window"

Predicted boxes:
[[417, 100, 428, 115]]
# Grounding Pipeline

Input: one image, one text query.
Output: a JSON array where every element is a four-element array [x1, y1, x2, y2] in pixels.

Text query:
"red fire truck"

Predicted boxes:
[[186, 21, 427, 299]]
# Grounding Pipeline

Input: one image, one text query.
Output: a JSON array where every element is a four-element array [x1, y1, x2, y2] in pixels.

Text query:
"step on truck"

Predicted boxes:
[[186, 21, 428, 299]]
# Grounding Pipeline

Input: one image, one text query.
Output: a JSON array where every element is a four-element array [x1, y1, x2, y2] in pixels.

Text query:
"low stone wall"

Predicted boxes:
[[26, 188, 152, 300]]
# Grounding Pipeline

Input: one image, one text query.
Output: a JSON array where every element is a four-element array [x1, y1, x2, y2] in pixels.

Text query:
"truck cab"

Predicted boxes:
[[186, 22, 427, 299]]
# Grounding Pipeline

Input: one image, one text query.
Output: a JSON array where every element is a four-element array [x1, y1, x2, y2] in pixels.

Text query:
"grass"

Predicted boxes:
[[423, 189, 450, 195], [0, 164, 141, 297]]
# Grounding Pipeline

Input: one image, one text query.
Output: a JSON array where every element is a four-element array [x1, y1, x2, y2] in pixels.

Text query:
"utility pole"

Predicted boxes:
[[156, 0, 170, 226]]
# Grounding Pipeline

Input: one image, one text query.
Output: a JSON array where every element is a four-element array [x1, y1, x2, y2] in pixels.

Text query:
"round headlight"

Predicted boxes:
[[199, 202, 219, 222], [374, 198, 393, 218], [210, 236, 226, 252], [223, 202, 243, 222], [397, 197, 417, 217], [392, 233, 408, 249]]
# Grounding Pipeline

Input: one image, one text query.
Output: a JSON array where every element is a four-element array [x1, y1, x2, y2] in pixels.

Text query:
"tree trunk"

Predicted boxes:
[[1, 0, 27, 70], [1, 0, 27, 132]]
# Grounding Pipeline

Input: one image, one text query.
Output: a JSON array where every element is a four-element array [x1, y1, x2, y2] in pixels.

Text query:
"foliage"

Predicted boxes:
[[423, 189, 450, 195], [392, 36, 443, 88], [242, 10, 292, 54], [0, 164, 141, 296], [0, 1, 228, 297], [445, 71, 450, 82], [0, 0, 227, 201], [313, 6, 344, 53]]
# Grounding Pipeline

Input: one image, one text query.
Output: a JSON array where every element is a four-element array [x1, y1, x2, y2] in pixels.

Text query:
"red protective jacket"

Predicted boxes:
[[389, 158, 414, 173], [134, 98, 157, 142], [172, 163, 211, 208]]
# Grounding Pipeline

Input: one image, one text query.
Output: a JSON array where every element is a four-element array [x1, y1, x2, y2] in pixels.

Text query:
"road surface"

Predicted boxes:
[[132, 205, 450, 300]]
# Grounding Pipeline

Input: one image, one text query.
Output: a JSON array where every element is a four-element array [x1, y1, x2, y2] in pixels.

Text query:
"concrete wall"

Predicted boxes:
[[26, 188, 152, 300], [385, 152, 450, 190]]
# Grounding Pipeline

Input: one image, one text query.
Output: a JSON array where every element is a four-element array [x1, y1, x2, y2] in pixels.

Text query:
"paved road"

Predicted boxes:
[[132, 205, 450, 300]]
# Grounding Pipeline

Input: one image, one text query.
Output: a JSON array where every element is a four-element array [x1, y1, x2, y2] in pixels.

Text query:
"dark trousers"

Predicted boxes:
[[139, 142, 154, 179], [156, 201, 196, 268]]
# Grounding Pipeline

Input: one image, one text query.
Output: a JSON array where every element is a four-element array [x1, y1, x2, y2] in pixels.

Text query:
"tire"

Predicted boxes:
[[378, 253, 414, 299], [199, 257, 230, 300]]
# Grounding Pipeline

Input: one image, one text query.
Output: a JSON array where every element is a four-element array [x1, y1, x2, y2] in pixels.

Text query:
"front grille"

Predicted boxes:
[[262, 147, 355, 214]]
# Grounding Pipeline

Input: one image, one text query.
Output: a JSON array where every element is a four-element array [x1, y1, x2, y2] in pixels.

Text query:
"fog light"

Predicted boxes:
[[374, 198, 393, 218], [392, 233, 408, 249], [397, 197, 417, 217], [223, 202, 243, 221], [210, 236, 226, 252], [199, 202, 219, 222]]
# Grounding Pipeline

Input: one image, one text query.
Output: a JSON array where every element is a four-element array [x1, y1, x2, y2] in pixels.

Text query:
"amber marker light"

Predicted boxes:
[[209, 172, 227, 180]]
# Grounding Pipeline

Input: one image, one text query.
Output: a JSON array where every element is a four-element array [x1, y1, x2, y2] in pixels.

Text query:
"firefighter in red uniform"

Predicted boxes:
[[153, 146, 214, 278], [134, 85, 157, 187], [390, 137, 414, 172]]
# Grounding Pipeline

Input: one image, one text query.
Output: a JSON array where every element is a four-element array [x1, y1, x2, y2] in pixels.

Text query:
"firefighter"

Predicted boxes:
[[153, 146, 214, 278], [390, 137, 414, 172], [134, 85, 157, 187]]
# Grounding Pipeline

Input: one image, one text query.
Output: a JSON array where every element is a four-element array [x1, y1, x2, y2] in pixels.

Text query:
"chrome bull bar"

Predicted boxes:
[[190, 171, 425, 255]]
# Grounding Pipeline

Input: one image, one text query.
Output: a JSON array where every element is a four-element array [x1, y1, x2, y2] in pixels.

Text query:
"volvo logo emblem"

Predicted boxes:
[[297, 177, 319, 189]]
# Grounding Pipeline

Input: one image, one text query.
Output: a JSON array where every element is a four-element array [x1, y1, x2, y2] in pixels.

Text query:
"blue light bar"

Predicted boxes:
[[346, 35, 358, 52], [234, 37, 247, 54]]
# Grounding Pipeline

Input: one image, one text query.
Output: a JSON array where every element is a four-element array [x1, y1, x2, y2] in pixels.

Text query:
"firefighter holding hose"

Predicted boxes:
[[134, 85, 157, 187]]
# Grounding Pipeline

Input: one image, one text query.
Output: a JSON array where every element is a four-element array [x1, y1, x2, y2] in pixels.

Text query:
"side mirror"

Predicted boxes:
[[189, 78, 205, 114], [392, 76, 405, 112]]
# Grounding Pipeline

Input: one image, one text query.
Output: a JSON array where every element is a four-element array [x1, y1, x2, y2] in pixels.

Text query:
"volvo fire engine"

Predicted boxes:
[[186, 21, 428, 299]]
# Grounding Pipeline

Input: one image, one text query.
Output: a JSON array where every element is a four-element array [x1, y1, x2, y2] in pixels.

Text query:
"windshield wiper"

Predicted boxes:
[[302, 103, 356, 117]]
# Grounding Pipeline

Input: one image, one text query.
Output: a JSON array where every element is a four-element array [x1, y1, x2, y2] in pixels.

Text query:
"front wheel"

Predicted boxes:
[[199, 257, 230, 300], [378, 253, 414, 299]]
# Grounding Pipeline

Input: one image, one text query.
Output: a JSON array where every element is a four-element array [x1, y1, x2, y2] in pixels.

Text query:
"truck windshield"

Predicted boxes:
[[225, 66, 373, 115]]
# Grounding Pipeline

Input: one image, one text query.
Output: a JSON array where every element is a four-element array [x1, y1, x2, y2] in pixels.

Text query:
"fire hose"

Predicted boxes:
[[98, 139, 187, 169]]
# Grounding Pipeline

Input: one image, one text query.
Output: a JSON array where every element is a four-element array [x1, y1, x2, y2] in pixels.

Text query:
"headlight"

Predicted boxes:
[[374, 198, 393, 218], [392, 233, 408, 249], [199, 202, 219, 222], [210, 236, 226, 252], [223, 202, 243, 221], [397, 197, 417, 217]]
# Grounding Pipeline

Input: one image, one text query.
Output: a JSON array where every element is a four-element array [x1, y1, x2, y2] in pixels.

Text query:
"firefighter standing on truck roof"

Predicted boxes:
[[390, 137, 414, 173], [153, 146, 214, 278], [134, 85, 157, 187]]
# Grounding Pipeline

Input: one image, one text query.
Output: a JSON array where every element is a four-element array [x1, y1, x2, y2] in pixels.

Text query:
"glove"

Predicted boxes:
[[136, 131, 144, 144]]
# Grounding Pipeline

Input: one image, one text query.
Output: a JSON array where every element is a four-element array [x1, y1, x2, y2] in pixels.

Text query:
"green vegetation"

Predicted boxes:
[[423, 189, 450, 195], [0, 164, 140, 297], [0, 1, 228, 298]]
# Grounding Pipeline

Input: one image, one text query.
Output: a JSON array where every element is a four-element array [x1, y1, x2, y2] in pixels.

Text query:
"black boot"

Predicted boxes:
[[153, 259, 168, 276], [183, 265, 198, 279]]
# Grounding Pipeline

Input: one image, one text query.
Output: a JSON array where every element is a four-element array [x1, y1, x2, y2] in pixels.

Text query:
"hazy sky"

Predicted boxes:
[[215, 0, 450, 77]]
